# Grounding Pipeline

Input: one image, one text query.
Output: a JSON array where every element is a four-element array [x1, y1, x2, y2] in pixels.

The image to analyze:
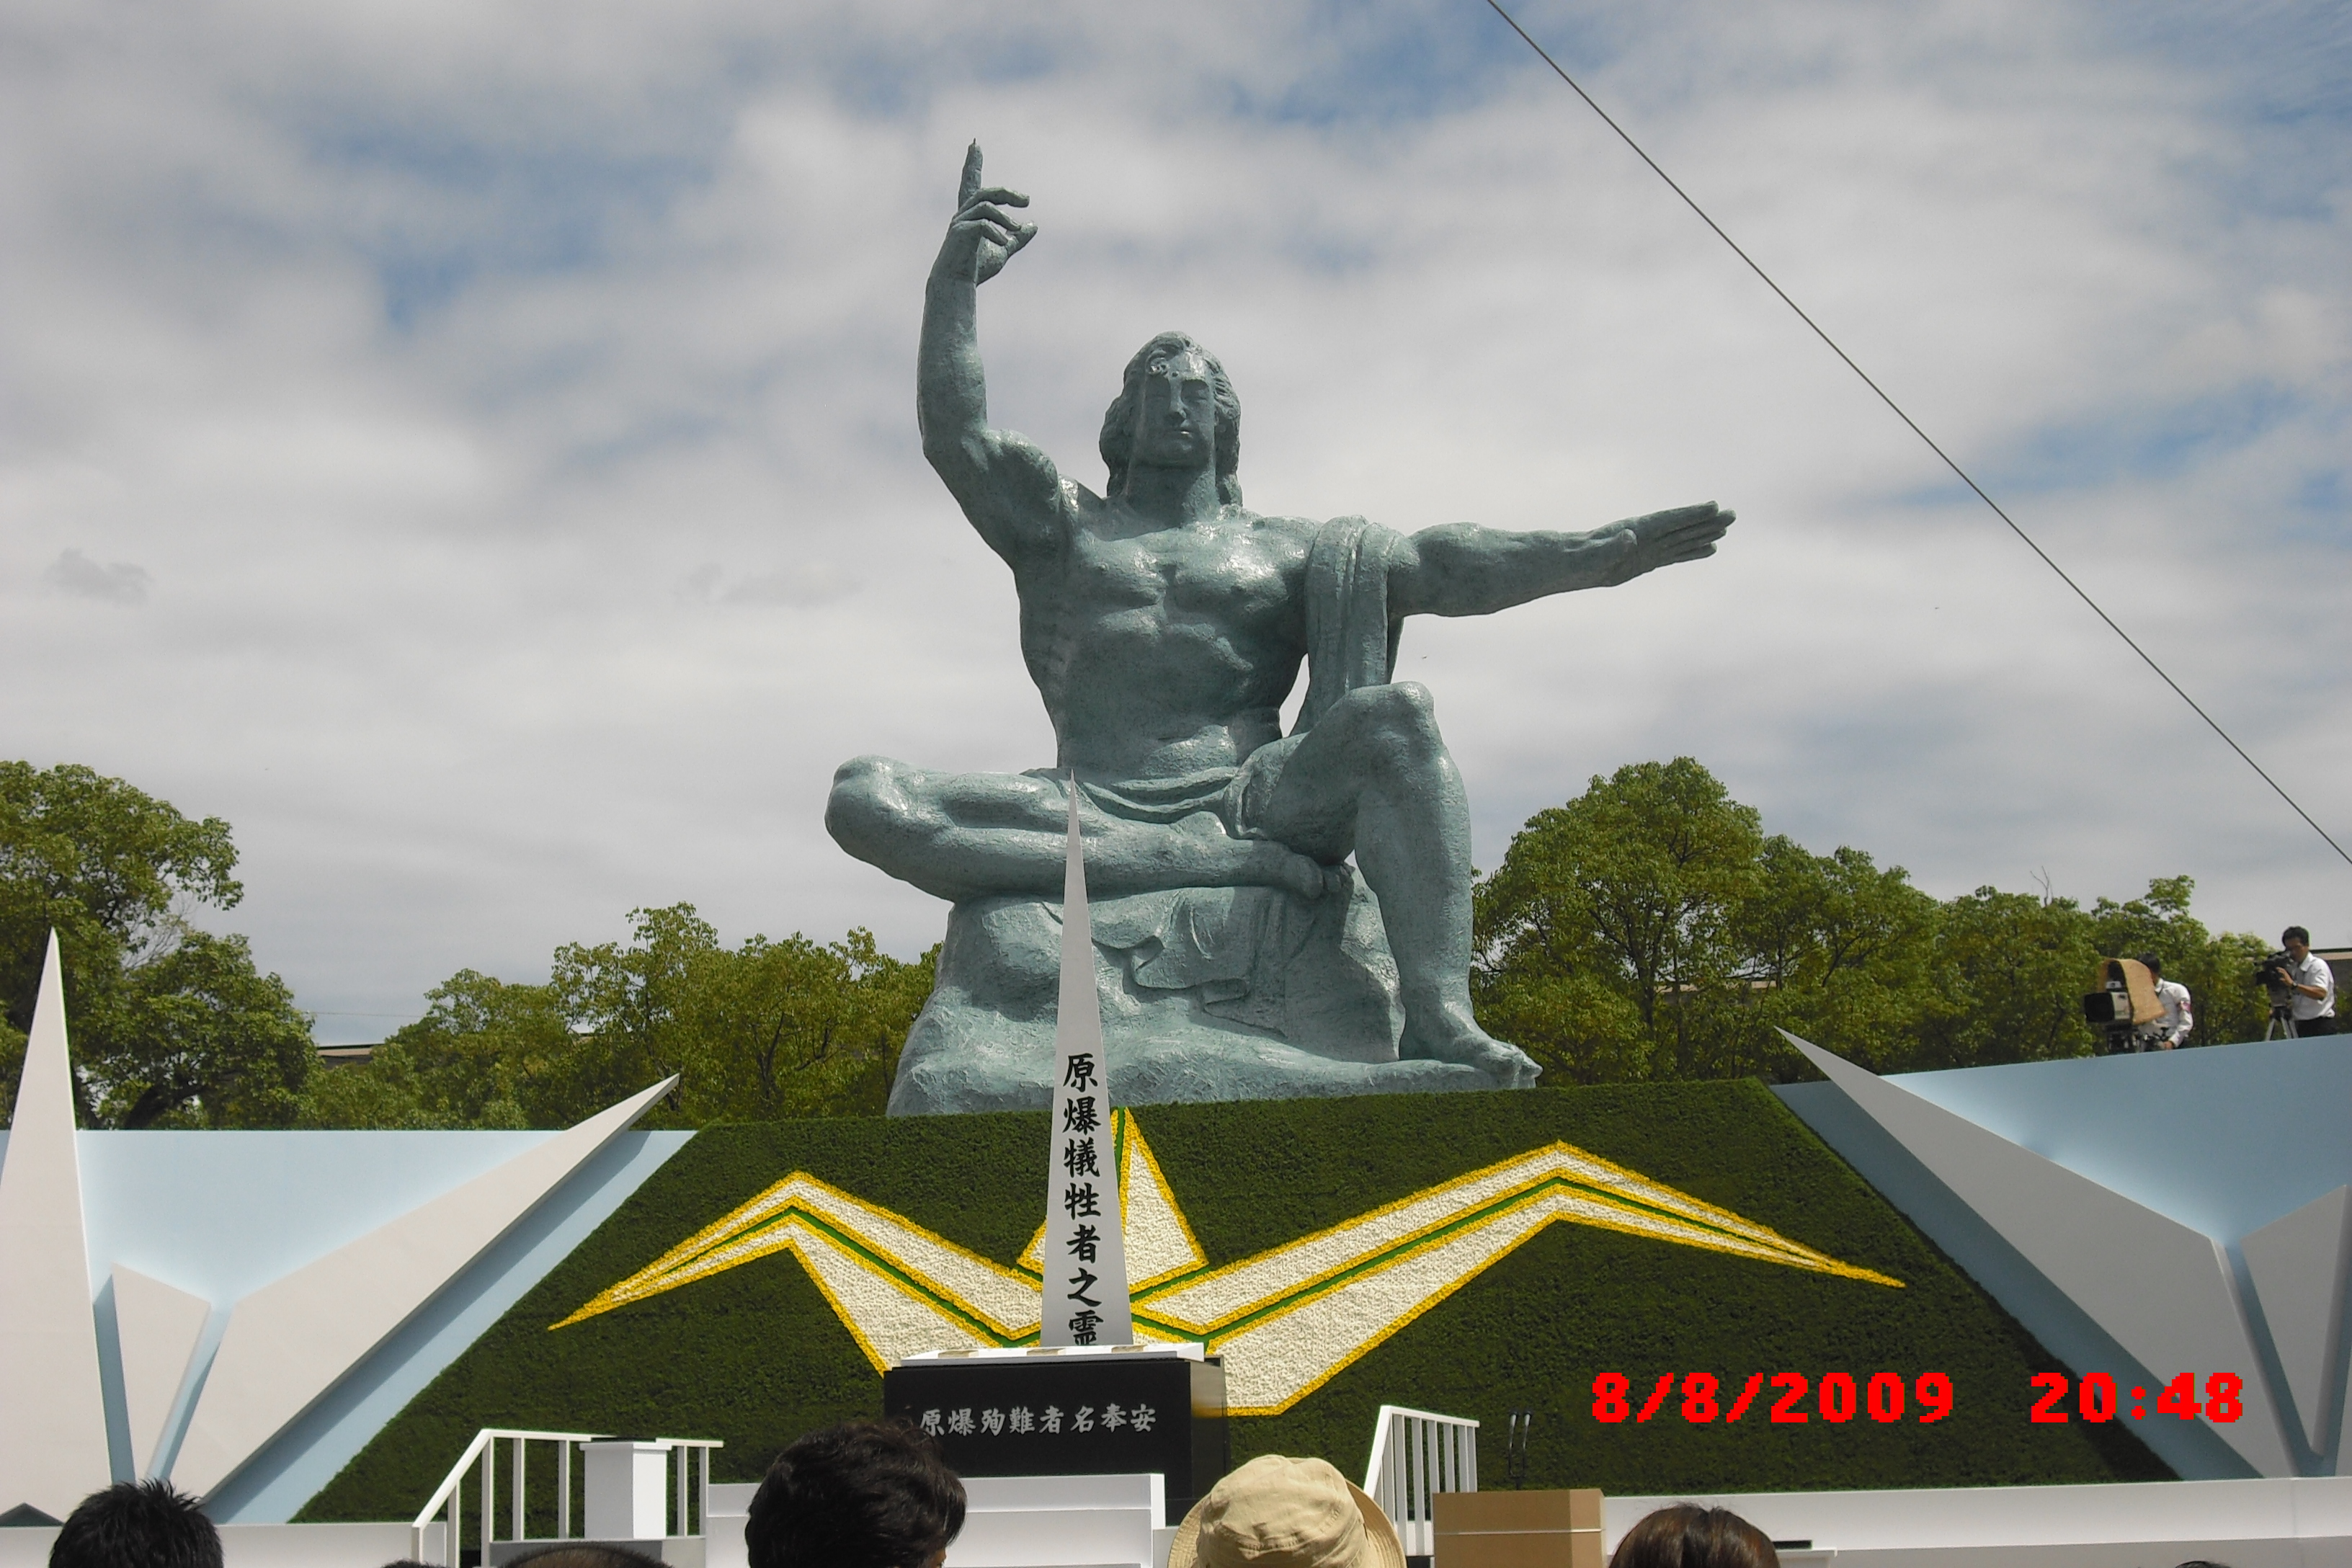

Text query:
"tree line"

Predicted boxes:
[[1473, 757, 2273, 1084], [299, 907, 935, 1128], [1, 761, 932, 1130], [4, 757, 2278, 1130]]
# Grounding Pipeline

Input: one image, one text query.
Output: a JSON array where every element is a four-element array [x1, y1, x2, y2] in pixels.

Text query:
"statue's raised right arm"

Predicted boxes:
[[917, 144, 1065, 565]]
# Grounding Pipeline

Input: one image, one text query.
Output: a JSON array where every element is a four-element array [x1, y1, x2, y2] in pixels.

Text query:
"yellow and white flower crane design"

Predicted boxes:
[[556, 1111, 1899, 1415]]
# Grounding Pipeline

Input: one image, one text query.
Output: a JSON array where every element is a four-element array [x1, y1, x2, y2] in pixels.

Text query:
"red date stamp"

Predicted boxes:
[[2028, 1372, 2242, 1424], [1591, 1372, 1953, 1425]]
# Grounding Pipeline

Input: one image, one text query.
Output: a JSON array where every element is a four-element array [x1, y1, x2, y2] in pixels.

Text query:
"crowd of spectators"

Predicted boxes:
[[37, 1419, 2242, 1568]]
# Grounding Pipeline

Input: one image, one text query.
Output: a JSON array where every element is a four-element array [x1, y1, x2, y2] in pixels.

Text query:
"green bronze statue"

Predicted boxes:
[[831, 147, 1733, 1113]]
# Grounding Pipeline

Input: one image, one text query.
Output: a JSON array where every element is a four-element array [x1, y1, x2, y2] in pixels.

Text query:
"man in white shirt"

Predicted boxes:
[[2139, 954, 2193, 1049], [2283, 926, 2336, 1037]]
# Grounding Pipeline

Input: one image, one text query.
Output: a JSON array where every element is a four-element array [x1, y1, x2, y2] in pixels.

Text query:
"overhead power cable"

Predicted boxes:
[[1481, 0, 2352, 871]]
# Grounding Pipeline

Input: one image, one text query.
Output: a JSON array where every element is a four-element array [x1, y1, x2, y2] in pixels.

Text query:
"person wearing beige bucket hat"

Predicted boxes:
[[1168, 1455, 1407, 1568]]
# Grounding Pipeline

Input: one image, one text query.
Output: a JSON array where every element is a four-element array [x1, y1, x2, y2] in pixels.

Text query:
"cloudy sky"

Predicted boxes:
[[4, 0, 2346, 1041]]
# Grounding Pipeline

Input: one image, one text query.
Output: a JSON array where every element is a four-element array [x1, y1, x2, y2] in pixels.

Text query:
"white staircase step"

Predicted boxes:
[[963, 1473, 1164, 1514], [948, 1504, 1156, 1567]]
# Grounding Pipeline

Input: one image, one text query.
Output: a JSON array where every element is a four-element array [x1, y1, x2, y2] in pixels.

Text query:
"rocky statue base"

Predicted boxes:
[[888, 873, 1492, 1114]]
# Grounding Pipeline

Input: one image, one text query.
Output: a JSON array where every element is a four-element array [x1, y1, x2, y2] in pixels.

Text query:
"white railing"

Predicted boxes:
[[409, 1428, 723, 1567], [659, 1434, 723, 1551], [1363, 1404, 1478, 1557]]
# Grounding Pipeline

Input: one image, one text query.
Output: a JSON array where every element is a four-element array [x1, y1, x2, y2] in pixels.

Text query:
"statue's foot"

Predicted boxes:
[[1400, 1006, 1541, 1088]]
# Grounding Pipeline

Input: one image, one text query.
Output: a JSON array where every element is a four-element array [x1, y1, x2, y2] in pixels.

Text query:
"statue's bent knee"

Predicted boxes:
[[1335, 682, 1445, 777], [1332, 680, 1438, 730], [1379, 680, 1438, 729], [825, 755, 909, 863]]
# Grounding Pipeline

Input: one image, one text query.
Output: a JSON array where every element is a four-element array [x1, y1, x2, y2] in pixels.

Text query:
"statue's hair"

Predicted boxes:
[[1099, 332, 1242, 507]]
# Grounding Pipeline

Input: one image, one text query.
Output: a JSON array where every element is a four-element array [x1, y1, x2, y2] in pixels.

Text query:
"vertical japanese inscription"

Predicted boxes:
[[1041, 780, 1134, 1345]]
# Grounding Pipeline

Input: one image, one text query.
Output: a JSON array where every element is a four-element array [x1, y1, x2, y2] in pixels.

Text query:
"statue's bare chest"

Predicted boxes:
[[1063, 521, 1305, 634]]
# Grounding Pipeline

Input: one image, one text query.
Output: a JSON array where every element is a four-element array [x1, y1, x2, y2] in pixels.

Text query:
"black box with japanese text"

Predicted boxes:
[[883, 1346, 1229, 1524]]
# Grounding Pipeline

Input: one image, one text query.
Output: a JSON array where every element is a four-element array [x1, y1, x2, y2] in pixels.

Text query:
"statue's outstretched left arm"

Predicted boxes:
[[1386, 502, 1733, 618]]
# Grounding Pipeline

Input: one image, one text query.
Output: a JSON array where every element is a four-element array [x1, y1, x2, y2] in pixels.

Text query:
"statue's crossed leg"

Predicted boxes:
[[828, 681, 1540, 1087]]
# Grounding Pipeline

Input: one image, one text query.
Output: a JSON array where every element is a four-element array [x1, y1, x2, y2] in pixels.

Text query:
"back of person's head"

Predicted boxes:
[[49, 1480, 221, 1568], [2139, 953, 2163, 977], [508, 1548, 667, 1567], [747, 1418, 964, 1568], [1608, 1504, 1778, 1568]]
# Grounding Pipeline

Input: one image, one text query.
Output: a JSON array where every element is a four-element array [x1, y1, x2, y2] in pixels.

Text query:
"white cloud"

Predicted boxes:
[[0, 0, 2345, 1040]]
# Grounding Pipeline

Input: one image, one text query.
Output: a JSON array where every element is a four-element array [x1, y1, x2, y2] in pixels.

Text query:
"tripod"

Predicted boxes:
[[1505, 1409, 1533, 1490], [2263, 1003, 2300, 1041]]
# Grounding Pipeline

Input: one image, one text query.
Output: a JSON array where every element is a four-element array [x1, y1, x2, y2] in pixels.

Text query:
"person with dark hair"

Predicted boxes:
[[745, 1417, 965, 1568], [2140, 954, 2193, 1050], [1608, 1503, 1779, 1568], [507, 1548, 667, 1567], [48, 1479, 221, 1568], [2282, 927, 2335, 1037]]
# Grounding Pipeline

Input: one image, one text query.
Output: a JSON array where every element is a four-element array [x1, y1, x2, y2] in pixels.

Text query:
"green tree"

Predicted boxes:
[[1737, 839, 1940, 1074], [300, 971, 573, 1130], [1471, 757, 2266, 1084], [302, 905, 939, 1128], [669, 927, 938, 1121], [85, 931, 317, 1128], [1, 761, 311, 1127], [1474, 757, 1765, 1082], [551, 906, 936, 1124], [1914, 886, 2101, 1068], [546, 904, 724, 1123]]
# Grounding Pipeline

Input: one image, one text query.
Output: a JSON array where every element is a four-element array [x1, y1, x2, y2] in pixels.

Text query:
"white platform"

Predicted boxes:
[[951, 1472, 1170, 1568], [703, 1471, 1175, 1568], [1608, 1476, 2352, 1566], [708, 1479, 757, 1568]]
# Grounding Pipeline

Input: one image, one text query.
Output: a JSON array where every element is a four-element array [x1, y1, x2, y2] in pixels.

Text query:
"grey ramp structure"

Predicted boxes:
[[1780, 1033, 2291, 1479], [0, 935, 110, 1518], [2245, 1185, 2352, 1454], [111, 1262, 212, 1480], [173, 1074, 678, 1496], [0, 938, 689, 1517]]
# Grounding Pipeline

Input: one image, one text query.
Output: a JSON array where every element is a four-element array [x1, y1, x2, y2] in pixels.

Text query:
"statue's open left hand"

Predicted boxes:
[[1595, 502, 1734, 587], [942, 142, 1035, 285]]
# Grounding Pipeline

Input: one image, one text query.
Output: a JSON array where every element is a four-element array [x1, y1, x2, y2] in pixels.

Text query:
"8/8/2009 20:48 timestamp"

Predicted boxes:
[[1587, 1371, 2245, 1425], [2031, 1372, 2242, 1424]]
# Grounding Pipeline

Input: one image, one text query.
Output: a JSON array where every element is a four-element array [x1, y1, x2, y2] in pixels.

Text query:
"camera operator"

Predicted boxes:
[[2281, 927, 2336, 1037], [2139, 954, 2193, 1049]]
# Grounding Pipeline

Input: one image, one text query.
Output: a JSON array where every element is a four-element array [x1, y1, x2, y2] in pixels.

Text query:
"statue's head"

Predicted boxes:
[[1099, 332, 1242, 507]]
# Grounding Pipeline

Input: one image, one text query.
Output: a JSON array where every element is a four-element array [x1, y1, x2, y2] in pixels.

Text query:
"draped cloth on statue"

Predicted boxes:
[[889, 517, 1489, 1113]]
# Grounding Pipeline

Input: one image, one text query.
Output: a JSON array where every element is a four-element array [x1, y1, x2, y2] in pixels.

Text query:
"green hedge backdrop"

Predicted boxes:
[[299, 1082, 2165, 1523]]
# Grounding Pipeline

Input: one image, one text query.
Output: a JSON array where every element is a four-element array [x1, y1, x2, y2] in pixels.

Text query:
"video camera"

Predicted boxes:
[[2253, 951, 2297, 1008], [2081, 958, 2161, 1055]]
